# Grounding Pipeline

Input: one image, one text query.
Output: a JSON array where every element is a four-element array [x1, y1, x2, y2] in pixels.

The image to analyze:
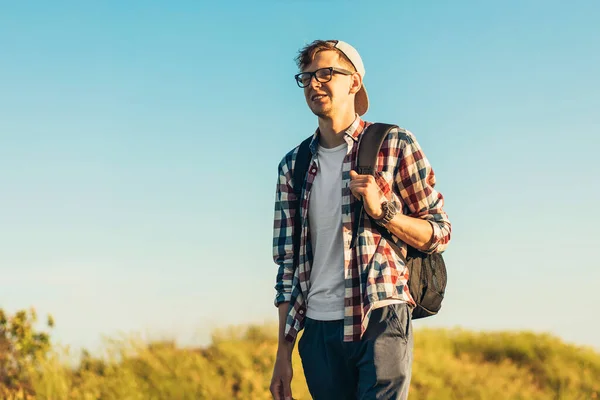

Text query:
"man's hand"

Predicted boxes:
[[270, 355, 293, 400], [349, 170, 384, 219]]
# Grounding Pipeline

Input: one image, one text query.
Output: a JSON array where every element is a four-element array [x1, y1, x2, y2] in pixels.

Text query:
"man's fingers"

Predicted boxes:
[[270, 378, 282, 400], [349, 171, 366, 181], [349, 182, 367, 200], [283, 379, 293, 400], [349, 183, 368, 193], [350, 172, 378, 203], [350, 170, 374, 183], [349, 181, 368, 189]]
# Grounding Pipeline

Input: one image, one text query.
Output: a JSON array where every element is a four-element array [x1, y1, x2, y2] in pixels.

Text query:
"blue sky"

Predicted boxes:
[[1, 0, 599, 353]]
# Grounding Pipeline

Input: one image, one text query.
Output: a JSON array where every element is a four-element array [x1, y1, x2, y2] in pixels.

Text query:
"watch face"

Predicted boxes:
[[387, 200, 398, 213]]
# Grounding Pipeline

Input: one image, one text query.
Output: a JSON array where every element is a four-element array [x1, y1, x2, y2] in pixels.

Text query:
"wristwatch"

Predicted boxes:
[[374, 200, 398, 227]]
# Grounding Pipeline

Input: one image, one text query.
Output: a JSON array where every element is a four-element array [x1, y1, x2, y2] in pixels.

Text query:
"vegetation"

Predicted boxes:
[[0, 308, 598, 399]]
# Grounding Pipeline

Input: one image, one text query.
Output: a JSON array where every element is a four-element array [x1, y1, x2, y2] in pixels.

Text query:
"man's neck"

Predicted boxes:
[[317, 111, 357, 149]]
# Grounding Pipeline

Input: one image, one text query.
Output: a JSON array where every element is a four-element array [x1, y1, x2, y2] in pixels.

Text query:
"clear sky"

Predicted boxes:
[[1, 0, 599, 354]]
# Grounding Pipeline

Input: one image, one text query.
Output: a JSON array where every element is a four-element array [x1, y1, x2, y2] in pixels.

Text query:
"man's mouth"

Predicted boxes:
[[312, 94, 327, 101]]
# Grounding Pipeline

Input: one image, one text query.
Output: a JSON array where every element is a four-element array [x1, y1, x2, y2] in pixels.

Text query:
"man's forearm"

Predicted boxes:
[[277, 302, 295, 359], [383, 213, 433, 251]]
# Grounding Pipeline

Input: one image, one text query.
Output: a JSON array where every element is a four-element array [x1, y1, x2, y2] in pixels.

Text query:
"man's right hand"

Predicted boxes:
[[270, 355, 293, 400]]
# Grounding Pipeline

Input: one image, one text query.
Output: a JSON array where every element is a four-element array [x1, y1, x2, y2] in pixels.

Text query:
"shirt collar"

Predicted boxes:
[[308, 115, 366, 154]]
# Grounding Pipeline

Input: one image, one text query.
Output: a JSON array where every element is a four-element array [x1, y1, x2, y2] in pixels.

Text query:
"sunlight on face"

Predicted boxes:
[[302, 50, 356, 119]]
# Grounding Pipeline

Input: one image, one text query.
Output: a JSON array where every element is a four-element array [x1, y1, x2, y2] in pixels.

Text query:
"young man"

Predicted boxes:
[[270, 40, 451, 400]]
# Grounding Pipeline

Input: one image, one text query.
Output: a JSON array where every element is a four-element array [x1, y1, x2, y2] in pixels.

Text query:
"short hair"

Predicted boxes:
[[295, 40, 356, 72]]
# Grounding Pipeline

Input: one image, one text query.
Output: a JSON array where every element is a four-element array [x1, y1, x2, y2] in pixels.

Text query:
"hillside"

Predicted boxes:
[[1, 309, 599, 399]]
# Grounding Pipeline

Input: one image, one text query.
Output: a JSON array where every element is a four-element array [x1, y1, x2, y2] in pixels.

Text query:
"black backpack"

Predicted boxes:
[[292, 123, 447, 319]]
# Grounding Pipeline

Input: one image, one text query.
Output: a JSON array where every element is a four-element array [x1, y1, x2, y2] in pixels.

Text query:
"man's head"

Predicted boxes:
[[295, 40, 369, 119]]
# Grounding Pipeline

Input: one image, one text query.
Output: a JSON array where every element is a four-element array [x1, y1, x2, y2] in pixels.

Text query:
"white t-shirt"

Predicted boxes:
[[306, 142, 347, 320]]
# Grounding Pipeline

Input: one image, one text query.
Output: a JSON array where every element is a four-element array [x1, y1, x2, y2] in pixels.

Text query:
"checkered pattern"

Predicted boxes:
[[273, 117, 451, 343]]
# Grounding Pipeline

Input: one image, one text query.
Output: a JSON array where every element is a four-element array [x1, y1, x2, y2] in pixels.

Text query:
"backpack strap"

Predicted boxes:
[[292, 136, 313, 268], [350, 123, 398, 249]]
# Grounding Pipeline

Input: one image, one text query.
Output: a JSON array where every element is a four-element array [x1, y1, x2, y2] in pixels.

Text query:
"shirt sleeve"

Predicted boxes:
[[395, 130, 451, 253], [273, 151, 296, 306]]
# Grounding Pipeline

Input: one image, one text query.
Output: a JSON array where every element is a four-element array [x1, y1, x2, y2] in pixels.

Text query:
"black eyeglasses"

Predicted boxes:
[[294, 67, 354, 88]]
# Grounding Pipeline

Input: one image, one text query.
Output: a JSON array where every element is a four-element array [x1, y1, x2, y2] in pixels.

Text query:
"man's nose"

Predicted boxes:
[[308, 75, 322, 89]]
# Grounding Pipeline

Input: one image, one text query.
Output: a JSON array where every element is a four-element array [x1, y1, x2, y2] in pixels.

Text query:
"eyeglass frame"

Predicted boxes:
[[294, 67, 355, 88]]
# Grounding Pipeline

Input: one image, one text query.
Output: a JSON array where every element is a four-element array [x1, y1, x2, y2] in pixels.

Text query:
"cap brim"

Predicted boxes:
[[355, 85, 369, 116]]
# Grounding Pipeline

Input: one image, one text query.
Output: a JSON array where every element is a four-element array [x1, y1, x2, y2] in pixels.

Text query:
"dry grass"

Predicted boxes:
[[3, 321, 600, 399]]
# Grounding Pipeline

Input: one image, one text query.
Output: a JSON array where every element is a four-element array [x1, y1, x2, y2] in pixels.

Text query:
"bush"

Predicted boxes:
[[0, 307, 53, 399]]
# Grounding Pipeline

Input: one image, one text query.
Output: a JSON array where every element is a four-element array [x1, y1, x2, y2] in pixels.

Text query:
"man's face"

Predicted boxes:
[[302, 50, 357, 119]]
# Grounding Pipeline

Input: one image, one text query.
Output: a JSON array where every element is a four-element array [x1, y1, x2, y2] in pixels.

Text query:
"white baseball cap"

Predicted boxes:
[[329, 40, 369, 116]]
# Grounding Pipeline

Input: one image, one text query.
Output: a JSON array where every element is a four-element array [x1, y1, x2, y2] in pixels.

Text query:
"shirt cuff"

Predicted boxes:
[[424, 220, 443, 253], [274, 291, 292, 307]]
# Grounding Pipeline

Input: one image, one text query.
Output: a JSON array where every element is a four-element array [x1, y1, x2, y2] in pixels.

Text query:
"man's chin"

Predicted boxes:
[[310, 106, 331, 119]]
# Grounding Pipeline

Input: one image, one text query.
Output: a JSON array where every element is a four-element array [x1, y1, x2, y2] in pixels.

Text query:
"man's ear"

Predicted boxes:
[[349, 73, 362, 95]]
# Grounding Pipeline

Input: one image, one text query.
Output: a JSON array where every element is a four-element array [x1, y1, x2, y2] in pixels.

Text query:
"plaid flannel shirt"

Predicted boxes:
[[273, 116, 451, 343]]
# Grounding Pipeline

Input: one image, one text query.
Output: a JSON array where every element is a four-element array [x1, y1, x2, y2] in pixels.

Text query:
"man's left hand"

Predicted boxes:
[[349, 170, 384, 220]]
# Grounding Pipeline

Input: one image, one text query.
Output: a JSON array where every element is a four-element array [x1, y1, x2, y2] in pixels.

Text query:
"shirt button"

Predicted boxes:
[[311, 168, 317, 173], [299, 309, 304, 315]]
